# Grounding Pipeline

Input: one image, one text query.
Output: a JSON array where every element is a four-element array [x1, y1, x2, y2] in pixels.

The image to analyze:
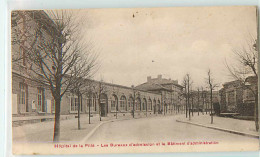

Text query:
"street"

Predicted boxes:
[[86, 115, 258, 145], [12, 114, 259, 154]]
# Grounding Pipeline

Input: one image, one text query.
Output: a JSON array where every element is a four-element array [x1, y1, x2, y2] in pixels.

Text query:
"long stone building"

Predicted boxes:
[[11, 10, 184, 118]]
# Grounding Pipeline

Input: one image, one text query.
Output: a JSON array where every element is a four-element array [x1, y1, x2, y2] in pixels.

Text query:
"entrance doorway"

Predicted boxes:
[[100, 93, 108, 117]]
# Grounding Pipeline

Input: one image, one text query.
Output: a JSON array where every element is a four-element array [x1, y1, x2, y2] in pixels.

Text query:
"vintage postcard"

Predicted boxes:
[[11, 6, 259, 155]]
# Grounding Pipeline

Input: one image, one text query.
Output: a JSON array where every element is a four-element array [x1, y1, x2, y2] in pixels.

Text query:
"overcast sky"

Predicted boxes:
[[75, 6, 257, 88]]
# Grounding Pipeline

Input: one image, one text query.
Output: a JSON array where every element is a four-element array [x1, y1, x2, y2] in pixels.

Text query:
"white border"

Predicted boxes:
[[2, 0, 260, 157]]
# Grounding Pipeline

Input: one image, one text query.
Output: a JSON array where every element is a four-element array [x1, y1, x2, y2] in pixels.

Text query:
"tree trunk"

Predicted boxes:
[[53, 98, 61, 142], [116, 103, 118, 119], [255, 94, 259, 131], [89, 94, 91, 124], [189, 108, 191, 120], [185, 98, 188, 118], [78, 93, 81, 130], [202, 96, 204, 115], [198, 91, 200, 116], [210, 88, 213, 124], [192, 97, 194, 116]]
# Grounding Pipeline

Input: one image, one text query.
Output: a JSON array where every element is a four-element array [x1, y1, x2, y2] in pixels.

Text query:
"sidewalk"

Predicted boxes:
[[13, 112, 178, 143], [13, 114, 133, 143], [176, 113, 259, 138], [12, 111, 178, 126]]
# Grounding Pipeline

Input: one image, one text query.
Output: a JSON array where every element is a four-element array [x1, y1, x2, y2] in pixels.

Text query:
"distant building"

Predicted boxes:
[[135, 75, 184, 114], [187, 90, 219, 113], [219, 76, 257, 116]]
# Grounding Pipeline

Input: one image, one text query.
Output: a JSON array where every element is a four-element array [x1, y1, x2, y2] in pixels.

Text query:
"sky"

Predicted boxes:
[[74, 6, 257, 88]]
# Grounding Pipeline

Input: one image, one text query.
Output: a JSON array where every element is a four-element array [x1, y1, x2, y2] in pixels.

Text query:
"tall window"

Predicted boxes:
[[128, 97, 133, 111], [19, 82, 28, 112], [157, 100, 161, 111], [70, 94, 82, 112], [111, 95, 118, 111], [142, 98, 147, 111], [37, 87, 45, 112], [19, 46, 26, 66], [87, 94, 96, 112], [136, 98, 141, 111], [120, 95, 127, 111], [148, 99, 152, 111]]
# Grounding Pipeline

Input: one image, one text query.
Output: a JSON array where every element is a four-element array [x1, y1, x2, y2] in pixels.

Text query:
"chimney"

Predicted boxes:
[[147, 76, 151, 82], [158, 74, 162, 80]]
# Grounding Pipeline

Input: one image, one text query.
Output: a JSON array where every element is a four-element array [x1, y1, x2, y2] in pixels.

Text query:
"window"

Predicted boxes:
[[148, 99, 152, 111], [87, 94, 96, 112], [37, 87, 45, 112], [128, 97, 134, 111], [19, 82, 28, 112], [153, 100, 156, 107], [19, 46, 26, 66], [136, 98, 141, 111], [120, 96, 127, 111], [52, 99, 55, 113], [70, 94, 82, 112], [142, 98, 147, 111], [157, 100, 161, 111], [111, 95, 118, 111]]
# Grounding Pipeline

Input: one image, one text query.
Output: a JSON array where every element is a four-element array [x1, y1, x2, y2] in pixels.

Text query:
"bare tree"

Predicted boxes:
[[14, 10, 99, 141], [182, 77, 188, 118], [182, 74, 193, 120], [190, 88, 194, 117], [11, 11, 39, 63], [197, 87, 200, 116], [70, 66, 98, 129], [206, 69, 218, 124], [201, 86, 205, 115], [225, 36, 258, 131]]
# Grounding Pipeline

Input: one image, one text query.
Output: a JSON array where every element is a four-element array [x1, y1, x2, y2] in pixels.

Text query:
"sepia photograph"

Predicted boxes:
[[11, 6, 259, 155]]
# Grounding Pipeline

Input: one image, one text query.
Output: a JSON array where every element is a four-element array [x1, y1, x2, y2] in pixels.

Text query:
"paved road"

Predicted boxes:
[[86, 115, 258, 145]]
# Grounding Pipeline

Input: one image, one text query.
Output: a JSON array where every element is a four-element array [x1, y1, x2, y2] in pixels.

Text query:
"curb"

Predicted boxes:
[[80, 121, 107, 143], [176, 119, 259, 139], [80, 114, 180, 143], [79, 117, 137, 143]]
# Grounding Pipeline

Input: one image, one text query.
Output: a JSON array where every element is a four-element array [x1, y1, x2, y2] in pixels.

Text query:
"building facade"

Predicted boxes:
[[12, 10, 57, 116], [135, 75, 184, 114], [219, 76, 257, 116], [11, 11, 185, 118]]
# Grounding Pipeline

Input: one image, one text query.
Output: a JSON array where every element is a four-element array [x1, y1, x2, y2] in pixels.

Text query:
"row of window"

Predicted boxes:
[[18, 82, 161, 113], [19, 82, 45, 113], [70, 94, 161, 112], [109, 95, 159, 112]]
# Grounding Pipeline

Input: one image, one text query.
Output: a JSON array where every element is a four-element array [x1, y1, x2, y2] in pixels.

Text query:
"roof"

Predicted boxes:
[[223, 80, 241, 87], [245, 76, 258, 84], [135, 82, 172, 92], [161, 82, 184, 88]]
